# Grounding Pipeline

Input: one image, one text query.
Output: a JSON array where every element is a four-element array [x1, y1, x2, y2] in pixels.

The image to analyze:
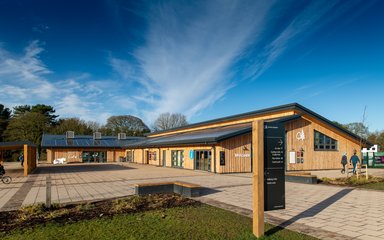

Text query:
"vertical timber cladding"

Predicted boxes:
[[218, 133, 252, 173], [264, 121, 285, 211], [285, 117, 361, 170]]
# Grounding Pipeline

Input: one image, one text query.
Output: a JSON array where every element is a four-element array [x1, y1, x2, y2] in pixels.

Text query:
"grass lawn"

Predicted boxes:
[[2, 204, 317, 240], [357, 181, 384, 190], [321, 175, 384, 190]]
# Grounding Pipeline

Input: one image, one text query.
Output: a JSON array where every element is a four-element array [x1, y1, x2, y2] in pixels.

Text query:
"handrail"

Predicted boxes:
[[347, 163, 368, 180]]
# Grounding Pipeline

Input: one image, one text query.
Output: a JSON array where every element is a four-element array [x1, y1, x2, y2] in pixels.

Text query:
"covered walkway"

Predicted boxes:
[[0, 141, 38, 176]]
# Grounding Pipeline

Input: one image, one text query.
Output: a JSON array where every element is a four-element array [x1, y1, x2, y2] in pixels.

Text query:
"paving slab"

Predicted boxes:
[[1, 162, 384, 240]]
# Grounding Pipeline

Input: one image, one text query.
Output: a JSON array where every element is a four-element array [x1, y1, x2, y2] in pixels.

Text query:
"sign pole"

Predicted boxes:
[[252, 120, 264, 237]]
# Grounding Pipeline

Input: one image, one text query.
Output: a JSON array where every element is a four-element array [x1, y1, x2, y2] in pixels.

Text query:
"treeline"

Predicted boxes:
[[0, 104, 189, 147], [333, 121, 384, 150]]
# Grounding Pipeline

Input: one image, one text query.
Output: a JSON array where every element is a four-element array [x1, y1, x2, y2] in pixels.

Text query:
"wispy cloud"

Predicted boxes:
[[112, 0, 274, 121], [0, 41, 135, 124], [112, 0, 367, 123]]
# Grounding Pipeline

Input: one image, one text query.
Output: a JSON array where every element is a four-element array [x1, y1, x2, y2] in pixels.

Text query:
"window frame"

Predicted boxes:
[[314, 130, 338, 151]]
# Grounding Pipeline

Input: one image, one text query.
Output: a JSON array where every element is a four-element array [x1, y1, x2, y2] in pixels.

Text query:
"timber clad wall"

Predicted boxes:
[[43, 104, 366, 173], [46, 149, 125, 163], [217, 133, 252, 173], [286, 117, 360, 170]]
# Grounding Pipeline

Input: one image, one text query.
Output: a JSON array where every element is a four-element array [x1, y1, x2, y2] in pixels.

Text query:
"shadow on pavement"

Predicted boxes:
[[199, 187, 221, 196], [32, 163, 135, 174], [265, 188, 354, 236]]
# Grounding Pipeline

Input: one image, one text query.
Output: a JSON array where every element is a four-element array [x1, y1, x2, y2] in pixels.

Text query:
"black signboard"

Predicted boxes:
[[220, 151, 225, 166], [264, 121, 285, 211]]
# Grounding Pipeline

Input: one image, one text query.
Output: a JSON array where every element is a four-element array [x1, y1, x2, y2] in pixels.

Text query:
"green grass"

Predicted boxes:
[[357, 181, 384, 190], [2, 205, 317, 240]]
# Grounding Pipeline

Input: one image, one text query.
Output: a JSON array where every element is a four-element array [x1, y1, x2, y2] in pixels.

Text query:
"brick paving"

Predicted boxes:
[[1, 162, 384, 240]]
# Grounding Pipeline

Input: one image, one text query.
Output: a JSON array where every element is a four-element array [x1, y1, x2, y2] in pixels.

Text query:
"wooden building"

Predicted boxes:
[[41, 132, 144, 164], [42, 103, 369, 173]]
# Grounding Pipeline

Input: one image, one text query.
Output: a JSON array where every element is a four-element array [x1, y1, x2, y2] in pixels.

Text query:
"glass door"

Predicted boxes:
[[195, 150, 211, 171], [171, 150, 184, 168]]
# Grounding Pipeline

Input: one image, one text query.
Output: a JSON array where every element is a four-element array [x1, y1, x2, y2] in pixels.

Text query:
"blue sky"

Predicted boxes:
[[0, 0, 383, 131]]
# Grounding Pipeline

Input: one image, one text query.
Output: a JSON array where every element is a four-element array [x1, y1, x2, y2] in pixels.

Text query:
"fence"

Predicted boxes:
[[362, 152, 384, 168]]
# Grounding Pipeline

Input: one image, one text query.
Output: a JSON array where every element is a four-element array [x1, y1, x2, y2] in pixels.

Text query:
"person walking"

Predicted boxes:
[[350, 150, 360, 175], [341, 153, 347, 174], [0, 161, 5, 175], [19, 153, 24, 167]]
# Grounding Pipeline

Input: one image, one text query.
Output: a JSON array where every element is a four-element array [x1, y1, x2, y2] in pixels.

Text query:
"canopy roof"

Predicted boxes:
[[0, 141, 36, 150]]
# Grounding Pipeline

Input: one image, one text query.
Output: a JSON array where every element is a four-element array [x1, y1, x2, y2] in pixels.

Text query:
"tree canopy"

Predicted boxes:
[[153, 113, 188, 131], [103, 115, 150, 136], [13, 104, 59, 125], [3, 112, 49, 145], [50, 118, 94, 135], [0, 104, 11, 141], [344, 122, 369, 139]]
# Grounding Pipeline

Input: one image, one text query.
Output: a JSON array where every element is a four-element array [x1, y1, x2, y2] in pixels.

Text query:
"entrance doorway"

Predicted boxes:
[[82, 151, 107, 163], [195, 150, 211, 171]]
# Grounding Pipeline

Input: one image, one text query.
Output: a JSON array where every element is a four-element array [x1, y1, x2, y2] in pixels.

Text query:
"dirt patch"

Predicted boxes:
[[0, 194, 199, 233]]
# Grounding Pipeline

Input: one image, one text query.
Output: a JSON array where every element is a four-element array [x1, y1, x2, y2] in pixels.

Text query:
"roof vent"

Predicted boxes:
[[118, 133, 126, 140], [66, 131, 75, 139], [93, 132, 102, 140]]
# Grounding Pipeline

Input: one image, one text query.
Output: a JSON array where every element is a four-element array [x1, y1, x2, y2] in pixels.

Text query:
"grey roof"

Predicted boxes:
[[125, 123, 252, 148], [41, 134, 145, 148], [147, 103, 370, 145], [125, 115, 303, 148]]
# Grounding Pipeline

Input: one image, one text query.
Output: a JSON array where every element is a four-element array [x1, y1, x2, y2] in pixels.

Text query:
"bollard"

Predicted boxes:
[[46, 176, 52, 208]]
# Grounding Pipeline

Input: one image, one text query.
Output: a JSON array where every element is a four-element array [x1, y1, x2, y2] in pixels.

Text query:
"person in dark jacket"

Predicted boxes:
[[19, 153, 24, 167], [0, 162, 5, 175], [341, 153, 347, 174], [350, 150, 360, 175]]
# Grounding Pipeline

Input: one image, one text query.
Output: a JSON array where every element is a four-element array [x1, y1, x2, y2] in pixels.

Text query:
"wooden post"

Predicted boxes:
[[46, 176, 52, 208], [252, 120, 264, 237], [23, 144, 28, 177]]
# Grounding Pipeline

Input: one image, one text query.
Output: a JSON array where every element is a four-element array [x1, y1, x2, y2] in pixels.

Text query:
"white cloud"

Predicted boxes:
[[111, 0, 366, 124], [0, 40, 55, 100], [112, 0, 274, 121], [0, 42, 135, 124]]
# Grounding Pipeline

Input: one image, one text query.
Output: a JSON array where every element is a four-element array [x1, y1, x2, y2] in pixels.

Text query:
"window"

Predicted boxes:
[[314, 130, 338, 151], [171, 150, 184, 168], [148, 151, 157, 161]]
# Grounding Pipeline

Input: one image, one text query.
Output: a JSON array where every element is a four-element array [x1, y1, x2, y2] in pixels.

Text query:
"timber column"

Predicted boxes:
[[252, 120, 264, 237]]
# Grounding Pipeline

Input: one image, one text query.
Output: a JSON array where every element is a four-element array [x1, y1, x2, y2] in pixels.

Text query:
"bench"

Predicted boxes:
[[135, 181, 201, 197], [285, 173, 318, 184]]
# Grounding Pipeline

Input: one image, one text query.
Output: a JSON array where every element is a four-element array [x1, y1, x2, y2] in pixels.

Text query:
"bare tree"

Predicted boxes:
[[87, 121, 101, 132], [153, 113, 188, 131]]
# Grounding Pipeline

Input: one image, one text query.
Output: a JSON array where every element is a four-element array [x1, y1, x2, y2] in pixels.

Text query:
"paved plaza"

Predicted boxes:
[[1, 162, 384, 239]]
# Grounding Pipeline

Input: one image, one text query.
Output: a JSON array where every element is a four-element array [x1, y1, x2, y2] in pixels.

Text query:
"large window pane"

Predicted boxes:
[[314, 130, 338, 151]]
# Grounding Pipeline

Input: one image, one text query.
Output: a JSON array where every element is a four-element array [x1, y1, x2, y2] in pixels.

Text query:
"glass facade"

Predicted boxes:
[[82, 151, 107, 163], [195, 150, 212, 171]]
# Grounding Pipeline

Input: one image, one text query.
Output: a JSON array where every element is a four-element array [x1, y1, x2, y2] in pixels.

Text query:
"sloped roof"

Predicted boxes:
[[125, 123, 252, 148], [41, 134, 145, 148], [148, 103, 369, 145]]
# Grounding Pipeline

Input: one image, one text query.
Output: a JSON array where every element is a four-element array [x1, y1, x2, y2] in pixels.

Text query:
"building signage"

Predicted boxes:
[[189, 150, 194, 160], [296, 129, 305, 141], [264, 121, 285, 211], [234, 153, 251, 158]]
